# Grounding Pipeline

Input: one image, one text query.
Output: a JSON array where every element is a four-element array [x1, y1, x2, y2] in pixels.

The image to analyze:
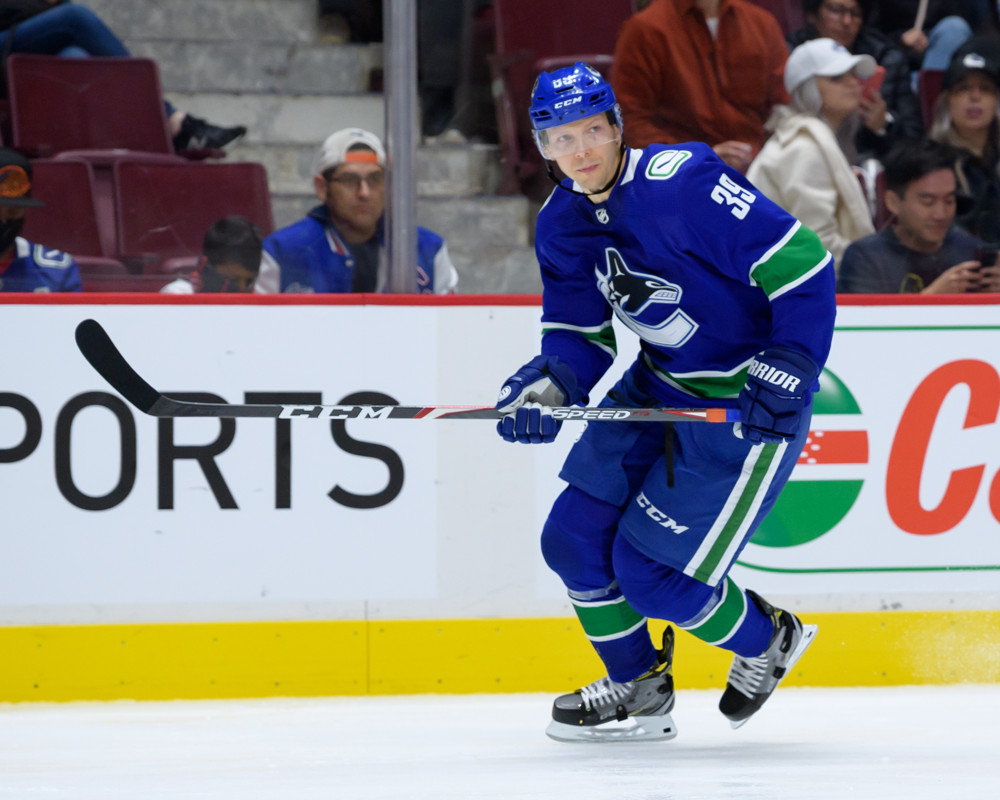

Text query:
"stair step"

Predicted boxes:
[[85, 0, 322, 44], [168, 92, 384, 145], [449, 247, 542, 294], [131, 40, 381, 95]]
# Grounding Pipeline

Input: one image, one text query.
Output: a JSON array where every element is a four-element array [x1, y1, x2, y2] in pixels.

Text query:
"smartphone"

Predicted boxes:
[[861, 66, 886, 97], [974, 245, 998, 269]]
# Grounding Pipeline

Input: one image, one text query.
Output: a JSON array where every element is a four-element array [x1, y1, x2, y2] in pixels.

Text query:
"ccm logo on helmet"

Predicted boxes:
[[554, 96, 582, 109], [748, 358, 801, 393]]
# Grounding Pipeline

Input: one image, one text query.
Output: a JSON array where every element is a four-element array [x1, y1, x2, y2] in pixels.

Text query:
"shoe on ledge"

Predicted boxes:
[[173, 114, 247, 153]]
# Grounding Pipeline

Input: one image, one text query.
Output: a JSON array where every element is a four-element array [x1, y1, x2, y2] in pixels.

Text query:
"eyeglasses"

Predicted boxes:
[[326, 172, 385, 189], [821, 2, 863, 19]]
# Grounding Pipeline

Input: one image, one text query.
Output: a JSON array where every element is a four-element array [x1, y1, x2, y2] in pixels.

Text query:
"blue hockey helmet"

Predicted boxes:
[[529, 62, 623, 158]]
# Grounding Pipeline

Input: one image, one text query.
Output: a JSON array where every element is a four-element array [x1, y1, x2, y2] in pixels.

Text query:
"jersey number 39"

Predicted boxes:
[[710, 173, 755, 220]]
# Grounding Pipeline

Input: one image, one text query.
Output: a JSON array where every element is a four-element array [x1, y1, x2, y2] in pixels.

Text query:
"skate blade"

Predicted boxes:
[[729, 623, 819, 730], [546, 713, 678, 743]]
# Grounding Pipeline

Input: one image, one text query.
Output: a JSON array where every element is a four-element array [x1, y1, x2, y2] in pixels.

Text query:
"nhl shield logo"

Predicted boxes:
[[596, 208, 609, 224]]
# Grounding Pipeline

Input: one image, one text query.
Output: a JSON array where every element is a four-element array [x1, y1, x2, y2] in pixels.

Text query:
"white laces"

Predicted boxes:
[[727, 654, 768, 700], [579, 677, 633, 709]]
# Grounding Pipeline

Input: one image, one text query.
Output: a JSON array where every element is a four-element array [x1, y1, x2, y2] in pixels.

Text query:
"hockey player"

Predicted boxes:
[[494, 63, 835, 742]]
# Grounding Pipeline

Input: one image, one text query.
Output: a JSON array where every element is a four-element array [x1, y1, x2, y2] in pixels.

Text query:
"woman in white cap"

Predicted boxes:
[[747, 37, 876, 269], [929, 36, 1000, 242]]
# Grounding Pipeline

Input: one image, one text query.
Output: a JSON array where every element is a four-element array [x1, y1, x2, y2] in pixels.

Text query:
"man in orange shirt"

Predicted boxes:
[[612, 0, 789, 172]]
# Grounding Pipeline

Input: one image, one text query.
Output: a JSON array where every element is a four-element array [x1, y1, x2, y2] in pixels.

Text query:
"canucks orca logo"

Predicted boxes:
[[596, 248, 698, 347]]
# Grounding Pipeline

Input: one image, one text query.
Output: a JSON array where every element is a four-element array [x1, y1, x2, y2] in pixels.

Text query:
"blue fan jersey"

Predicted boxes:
[[536, 143, 836, 407], [0, 238, 81, 293]]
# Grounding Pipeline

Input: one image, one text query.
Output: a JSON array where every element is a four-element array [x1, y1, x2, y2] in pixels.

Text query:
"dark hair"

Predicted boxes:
[[802, 0, 871, 21], [882, 139, 959, 196], [202, 215, 263, 273]]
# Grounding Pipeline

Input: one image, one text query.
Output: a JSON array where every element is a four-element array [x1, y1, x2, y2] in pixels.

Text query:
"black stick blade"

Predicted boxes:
[[75, 319, 161, 414]]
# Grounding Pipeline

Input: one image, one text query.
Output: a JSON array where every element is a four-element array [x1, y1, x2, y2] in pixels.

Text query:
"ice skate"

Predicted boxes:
[[545, 627, 677, 743], [719, 591, 817, 729]]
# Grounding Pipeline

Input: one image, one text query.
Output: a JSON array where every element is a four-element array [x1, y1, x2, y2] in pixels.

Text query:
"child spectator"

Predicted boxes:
[[160, 216, 262, 294]]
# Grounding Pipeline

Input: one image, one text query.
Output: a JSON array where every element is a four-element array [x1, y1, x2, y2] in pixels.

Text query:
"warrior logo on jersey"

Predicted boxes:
[[596, 248, 699, 348]]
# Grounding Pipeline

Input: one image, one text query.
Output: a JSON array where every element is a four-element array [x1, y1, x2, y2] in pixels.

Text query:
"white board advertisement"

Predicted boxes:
[[0, 298, 997, 623]]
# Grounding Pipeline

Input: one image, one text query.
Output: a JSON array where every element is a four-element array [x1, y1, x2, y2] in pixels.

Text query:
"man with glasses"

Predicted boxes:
[[788, 0, 925, 154], [255, 128, 457, 294]]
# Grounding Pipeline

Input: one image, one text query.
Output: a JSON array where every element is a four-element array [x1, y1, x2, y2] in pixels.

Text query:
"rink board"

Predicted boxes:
[[0, 295, 999, 700]]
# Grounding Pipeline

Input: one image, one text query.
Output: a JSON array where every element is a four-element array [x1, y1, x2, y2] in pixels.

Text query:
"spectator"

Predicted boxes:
[[788, 0, 925, 155], [611, 0, 789, 172], [316, 1, 382, 43], [867, 2, 973, 75], [161, 216, 263, 294], [929, 36, 1000, 242], [0, 147, 80, 292], [838, 138, 999, 293], [0, 1, 246, 152], [255, 127, 458, 294], [747, 38, 875, 267]]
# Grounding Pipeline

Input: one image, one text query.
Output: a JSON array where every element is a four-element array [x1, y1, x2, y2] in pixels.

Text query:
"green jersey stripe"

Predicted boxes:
[[543, 321, 617, 358], [571, 595, 646, 640], [686, 441, 786, 585], [679, 576, 748, 646], [642, 353, 748, 399], [750, 223, 830, 299]]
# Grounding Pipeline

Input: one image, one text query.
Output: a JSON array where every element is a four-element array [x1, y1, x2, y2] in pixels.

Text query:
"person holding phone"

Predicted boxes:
[[788, 0, 926, 158], [747, 38, 875, 268], [838, 138, 1000, 293]]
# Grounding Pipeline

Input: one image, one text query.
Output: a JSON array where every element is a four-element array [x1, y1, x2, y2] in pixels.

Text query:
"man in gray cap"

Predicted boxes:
[[255, 127, 457, 294], [0, 148, 80, 293]]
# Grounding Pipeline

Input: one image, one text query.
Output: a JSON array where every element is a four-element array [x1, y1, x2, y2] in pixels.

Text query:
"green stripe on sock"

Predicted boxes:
[[692, 444, 779, 584], [572, 596, 645, 640], [681, 576, 747, 645]]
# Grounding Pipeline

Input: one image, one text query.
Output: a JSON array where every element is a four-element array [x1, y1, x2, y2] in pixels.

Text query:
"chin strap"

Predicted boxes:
[[547, 141, 627, 198]]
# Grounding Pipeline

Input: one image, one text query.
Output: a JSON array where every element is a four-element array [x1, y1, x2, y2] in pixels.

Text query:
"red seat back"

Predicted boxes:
[[79, 269, 175, 292], [7, 54, 173, 156], [488, 0, 636, 195], [22, 159, 113, 257], [918, 69, 945, 129], [113, 161, 273, 271]]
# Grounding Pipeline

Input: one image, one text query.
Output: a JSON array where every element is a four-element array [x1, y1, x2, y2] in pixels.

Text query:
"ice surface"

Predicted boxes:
[[1, 686, 997, 799]]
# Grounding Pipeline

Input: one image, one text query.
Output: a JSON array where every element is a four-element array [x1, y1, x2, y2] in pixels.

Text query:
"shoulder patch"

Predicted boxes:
[[32, 245, 72, 269], [645, 150, 692, 181]]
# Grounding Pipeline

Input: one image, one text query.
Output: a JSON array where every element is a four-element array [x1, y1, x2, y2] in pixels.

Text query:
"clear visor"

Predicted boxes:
[[536, 115, 619, 159]]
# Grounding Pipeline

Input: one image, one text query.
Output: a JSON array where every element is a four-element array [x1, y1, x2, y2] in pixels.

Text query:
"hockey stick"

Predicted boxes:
[[74, 318, 740, 423]]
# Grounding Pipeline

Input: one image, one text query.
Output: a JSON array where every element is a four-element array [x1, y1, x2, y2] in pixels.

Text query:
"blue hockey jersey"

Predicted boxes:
[[535, 143, 836, 408], [0, 238, 81, 293], [256, 205, 458, 294]]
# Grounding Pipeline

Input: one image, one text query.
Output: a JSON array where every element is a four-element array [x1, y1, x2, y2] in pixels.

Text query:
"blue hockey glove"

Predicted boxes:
[[736, 347, 819, 445], [495, 355, 581, 444]]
